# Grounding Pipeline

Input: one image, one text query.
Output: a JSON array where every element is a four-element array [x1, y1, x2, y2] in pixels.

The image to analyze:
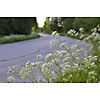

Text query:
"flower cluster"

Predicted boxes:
[[67, 29, 76, 36], [7, 30, 100, 83]]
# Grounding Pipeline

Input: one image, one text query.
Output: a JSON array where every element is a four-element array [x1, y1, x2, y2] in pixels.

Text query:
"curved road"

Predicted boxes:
[[0, 33, 86, 82]]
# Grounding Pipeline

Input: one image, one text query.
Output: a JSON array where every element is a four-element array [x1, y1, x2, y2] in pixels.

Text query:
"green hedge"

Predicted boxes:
[[0, 18, 38, 36], [0, 34, 40, 45]]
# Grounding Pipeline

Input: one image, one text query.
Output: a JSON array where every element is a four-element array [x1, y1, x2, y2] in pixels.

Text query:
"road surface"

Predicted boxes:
[[0, 33, 87, 82]]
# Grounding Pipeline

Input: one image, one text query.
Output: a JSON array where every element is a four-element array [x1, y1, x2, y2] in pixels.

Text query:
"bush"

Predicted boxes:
[[0, 18, 38, 36], [0, 34, 40, 45]]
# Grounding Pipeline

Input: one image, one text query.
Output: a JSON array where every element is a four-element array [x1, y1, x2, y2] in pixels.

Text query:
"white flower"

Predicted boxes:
[[41, 63, 48, 71], [80, 35, 85, 39], [92, 32, 97, 37], [50, 40, 57, 47], [98, 46, 100, 51], [51, 31, 57, 36], [91, 28, 97, 32], [55, 58, 60, 63], [8, 66, 13, 73], [98, 41, 100, 44], [91, 62, 95, 67], [45, 53, 52, 63], [76, 57, 80, 60], [55, 33, 60, 39], [89, 71, 96, 75], [79, 28, 84, 33], [37, 54, 43, 60], [26, 61, 31, 67], [51, 59, 56, 66], [31, 62, 35, 66], [71, 44, 78, 50], [93, 34, 100, 41], [60, 42, 67, 49], [92, 56, 98, 61], [83, 38, 88, 42], [75, 32, 79, 36], [67, 29, 76, 34], [72, 52, 77, 57], [8, 76, 16, 82]]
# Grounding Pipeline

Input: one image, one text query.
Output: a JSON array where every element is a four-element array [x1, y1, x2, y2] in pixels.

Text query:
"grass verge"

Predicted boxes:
[[0, 34, 40, 45]]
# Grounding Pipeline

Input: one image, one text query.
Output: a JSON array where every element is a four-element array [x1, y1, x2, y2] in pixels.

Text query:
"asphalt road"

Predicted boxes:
[[0, 33, 87, 82]]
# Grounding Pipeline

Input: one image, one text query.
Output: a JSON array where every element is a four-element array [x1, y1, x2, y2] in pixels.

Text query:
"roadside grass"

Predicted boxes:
[[0, 34, 40, 45]]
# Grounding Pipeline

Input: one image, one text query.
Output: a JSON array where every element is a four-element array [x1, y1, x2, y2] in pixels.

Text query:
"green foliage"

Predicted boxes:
[[73, 17, 100, 33], [61, 17, 75, 33], [0, 34, 40, 45], [43, 17, 63, 34], [43, 17, 51, 34], [43, 17, 100, 35], [0, 18, 38, 36]]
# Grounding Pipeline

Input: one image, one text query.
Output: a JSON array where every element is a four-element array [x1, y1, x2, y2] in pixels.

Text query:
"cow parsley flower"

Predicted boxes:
[[37, 54, 43, 60], [91, 62, 95, 67], [60, 42, 67, 49], [79, 28, 84, 33], [51, 31, 57, 36], [8, 76, 16, 83], [45, 53, 52, 63], [50, 40, 57, 47]]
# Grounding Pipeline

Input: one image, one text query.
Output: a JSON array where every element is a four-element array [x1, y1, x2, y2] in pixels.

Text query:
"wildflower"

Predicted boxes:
[[88, 71, 96, 75], [72, 52, 77, 57], [71, 44, 78, 50], [83, 38, 88, 42], [60, 42, 67, 49], [67, 29, 76, 34], [79, 28, 84, 33], [80, 35, 85, 39], [45, 53, 52, 63], [98, 41, 100, 44], [8, 76, 16, 83], [91, 62, 95, 67], [31, 62, 35, 66], [41, 63, 48, 71], [92, 56, 98, 61], [35, 61, 42, 68], [76, 57, 80, 60], [37, 54, 43, 60], [51, 59, 56, 66], [26, 61, 31, 67], [55, 58, 60, 63], [50, 40, 57, 47], [91, 28, 97, 32], [75, 32, 79, 36], [98, 46, 100, 51], [51, 31, 57, 36], [8, 66, 13, 73], [55, 33, 60, 39]]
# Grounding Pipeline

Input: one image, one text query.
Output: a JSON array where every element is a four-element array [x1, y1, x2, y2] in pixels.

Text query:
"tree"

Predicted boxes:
[[0, 17, 38, 36], [61, 17, 75, 33], [43, 17, 52, 33]]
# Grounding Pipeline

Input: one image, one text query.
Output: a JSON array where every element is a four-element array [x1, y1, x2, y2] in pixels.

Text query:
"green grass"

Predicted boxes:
[[0, 34, 40, 45]]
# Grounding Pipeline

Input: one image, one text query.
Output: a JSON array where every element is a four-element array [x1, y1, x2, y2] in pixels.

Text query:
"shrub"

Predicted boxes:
[[0, 18, 38, 36], [0, 34, 40, 44]]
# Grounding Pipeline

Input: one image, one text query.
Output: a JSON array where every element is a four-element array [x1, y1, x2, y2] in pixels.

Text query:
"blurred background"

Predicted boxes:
[[0, 17, 100, 37]]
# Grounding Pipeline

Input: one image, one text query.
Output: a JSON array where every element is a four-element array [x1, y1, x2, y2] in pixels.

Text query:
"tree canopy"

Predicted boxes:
[[0, 17, 38, 36]]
